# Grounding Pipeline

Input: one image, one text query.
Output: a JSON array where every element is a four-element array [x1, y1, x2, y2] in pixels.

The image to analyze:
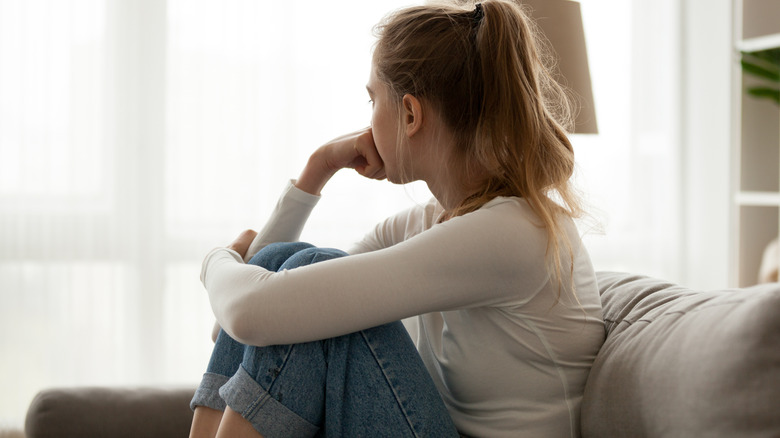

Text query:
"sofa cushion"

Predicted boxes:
[[25, 386, 195, 438], [582, 272, 780, 437]]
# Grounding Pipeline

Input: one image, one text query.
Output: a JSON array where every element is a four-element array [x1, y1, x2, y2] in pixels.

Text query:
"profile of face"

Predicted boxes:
[[366, 63, 405, 184]]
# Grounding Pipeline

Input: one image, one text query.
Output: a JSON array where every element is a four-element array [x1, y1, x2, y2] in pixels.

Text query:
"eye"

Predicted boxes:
[[368, 99, 374, 105]]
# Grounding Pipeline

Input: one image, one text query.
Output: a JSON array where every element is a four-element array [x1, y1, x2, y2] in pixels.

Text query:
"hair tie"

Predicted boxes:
[[473, 3, 484, 22]]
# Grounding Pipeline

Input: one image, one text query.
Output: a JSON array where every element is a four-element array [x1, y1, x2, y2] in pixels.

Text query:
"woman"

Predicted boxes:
[[190, 1, 604, 437]]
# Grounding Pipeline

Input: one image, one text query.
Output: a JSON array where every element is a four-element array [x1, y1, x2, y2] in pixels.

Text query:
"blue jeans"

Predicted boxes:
[[191, 242, 459, 437]]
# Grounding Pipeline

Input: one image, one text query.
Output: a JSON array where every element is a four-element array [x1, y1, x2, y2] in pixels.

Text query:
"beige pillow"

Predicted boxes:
[[582, 272, 780, 437]]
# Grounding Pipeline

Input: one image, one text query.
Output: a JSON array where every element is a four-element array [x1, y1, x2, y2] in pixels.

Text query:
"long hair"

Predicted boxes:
[[373, 0, 584, 300]]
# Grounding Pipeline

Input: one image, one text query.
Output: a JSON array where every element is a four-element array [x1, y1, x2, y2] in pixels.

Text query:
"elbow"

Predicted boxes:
[[211, 321, 221, 343], [219, 304, 270, 347], [224, 319, 253, 346]]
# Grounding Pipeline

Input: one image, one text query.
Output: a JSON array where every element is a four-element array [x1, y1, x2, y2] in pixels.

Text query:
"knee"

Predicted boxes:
[[246, 242, 316, 270], [279, 247, 348, 270]]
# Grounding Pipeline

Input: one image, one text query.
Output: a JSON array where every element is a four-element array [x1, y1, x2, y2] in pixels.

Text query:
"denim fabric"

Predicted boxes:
[[191, 242, 458, 438]]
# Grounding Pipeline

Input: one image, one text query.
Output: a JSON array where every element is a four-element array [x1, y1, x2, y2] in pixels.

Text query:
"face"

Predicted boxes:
[[367, 63, 405, 183]]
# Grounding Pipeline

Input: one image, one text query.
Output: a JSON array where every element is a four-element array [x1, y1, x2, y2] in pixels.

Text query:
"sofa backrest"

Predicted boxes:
[[582, 272, 780, 437]]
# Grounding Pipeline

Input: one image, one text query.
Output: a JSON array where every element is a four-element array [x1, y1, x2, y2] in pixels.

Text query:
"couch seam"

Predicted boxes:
[[602, 295, 769, 327]]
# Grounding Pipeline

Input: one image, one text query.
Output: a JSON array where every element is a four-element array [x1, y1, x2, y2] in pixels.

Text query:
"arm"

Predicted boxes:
[[202, 200, 553, 347], [211, 127, 387, 339], [243, 127, 385, 261], [242, 182, 320, 262], [295, 127, 385, 196]]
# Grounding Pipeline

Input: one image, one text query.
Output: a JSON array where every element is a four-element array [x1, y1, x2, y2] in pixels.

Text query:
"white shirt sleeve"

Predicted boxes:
[[242, 180, 321, 262], [201, 196, 553, 348], [347, 197, 444, 255]]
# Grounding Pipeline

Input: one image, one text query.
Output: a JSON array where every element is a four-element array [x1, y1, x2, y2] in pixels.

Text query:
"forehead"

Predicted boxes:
[[366, 64, 382, 94]]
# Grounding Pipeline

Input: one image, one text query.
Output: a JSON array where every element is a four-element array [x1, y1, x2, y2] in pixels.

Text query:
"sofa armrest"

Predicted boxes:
[[25, 386, 196, 438]]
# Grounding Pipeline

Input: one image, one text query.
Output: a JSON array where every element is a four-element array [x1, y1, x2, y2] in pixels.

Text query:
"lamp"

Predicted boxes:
[[523, 0, 598, 133]]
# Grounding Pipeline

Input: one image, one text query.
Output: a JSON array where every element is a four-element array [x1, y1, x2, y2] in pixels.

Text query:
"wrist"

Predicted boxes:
[[296, 148, 337, 195]]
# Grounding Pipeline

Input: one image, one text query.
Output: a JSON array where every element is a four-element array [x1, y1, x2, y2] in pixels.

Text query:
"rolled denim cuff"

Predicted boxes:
[[190, 372, 231, 411], [220, 366, 319, 438]]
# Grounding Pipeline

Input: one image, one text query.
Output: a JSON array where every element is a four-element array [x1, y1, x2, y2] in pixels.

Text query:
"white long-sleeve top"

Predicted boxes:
[[201, 180, 604, 437]]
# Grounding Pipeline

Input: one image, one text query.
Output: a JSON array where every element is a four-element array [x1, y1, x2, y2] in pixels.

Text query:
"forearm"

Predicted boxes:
[[245, 131, 372, 260], [243, 180, 320, 261], [295, 127, 384, 197], [295, 147, 338, 196]]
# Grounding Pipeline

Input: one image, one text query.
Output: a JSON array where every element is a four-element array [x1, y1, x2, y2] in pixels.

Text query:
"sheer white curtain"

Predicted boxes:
[[575, 0, 683, 283], [0, 0, 422, 428], [0, 0, 684, 428]]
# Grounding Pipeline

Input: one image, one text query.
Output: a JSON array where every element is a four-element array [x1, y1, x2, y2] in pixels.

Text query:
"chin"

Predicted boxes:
[[386, 173, 414, 185], [386, 175, 403, 185], [384, 165, 419, 185]]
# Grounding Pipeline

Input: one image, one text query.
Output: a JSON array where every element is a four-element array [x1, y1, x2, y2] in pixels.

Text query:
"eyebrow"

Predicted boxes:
[[366, 85, 374, 96]]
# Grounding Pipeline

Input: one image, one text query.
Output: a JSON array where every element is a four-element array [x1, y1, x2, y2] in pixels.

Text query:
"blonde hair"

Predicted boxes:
[[373, 0, 583, 300]]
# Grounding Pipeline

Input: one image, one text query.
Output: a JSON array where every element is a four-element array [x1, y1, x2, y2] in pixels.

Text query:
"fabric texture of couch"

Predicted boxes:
[[25, 387, 194, 438], [24, 272, 780, 437], [581, 272, 780, 437]]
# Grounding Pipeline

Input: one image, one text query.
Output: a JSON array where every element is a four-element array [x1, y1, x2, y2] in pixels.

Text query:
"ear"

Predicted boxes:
[[402, 94, 424, 138]]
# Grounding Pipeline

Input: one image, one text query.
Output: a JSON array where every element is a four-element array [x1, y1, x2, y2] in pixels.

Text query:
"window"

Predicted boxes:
[[0, 0, 685, 428]]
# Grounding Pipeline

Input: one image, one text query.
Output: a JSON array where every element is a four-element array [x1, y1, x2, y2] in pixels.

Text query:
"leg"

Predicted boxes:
[[215, 407, 264, 438], [193, 242, 323, 407], [191, 243, 320, 437], [190, 406, 224, 438], [190, 328, 253, 437], [216, 243, 459, 437]]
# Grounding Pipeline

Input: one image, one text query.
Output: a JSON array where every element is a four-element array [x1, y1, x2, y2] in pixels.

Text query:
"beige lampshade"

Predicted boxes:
[[523, 0, 598, 133]]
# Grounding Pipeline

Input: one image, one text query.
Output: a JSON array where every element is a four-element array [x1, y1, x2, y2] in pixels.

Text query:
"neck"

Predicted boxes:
[[425, 179, 465, 210], [408, 111, 488, 211], [423, 148, 488, 211]]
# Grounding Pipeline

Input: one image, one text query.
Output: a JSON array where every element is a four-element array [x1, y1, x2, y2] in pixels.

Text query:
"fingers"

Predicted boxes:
[[353, 128, 386, 180], [308, 127, 386, 186], [297, 127, 385, 196], [227, 229, 258, 259]]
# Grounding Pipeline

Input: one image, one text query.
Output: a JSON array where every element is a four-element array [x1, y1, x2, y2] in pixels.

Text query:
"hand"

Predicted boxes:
[[227, 229, 258, 260], [296, 127, 386, 195], [322, 127, 386, 179]]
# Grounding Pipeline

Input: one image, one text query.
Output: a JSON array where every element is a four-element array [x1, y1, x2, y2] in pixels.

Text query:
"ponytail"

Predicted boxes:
[[473, 1, 581, 298]]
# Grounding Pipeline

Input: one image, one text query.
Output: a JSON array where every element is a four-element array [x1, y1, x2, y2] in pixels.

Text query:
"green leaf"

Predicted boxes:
[[741, 59, 780, 82], [751, 48, 780, 66], [740, 48, 780, 105], [747, 86, 780, 105]]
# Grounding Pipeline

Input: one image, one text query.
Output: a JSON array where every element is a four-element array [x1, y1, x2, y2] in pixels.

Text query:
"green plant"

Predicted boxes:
[[741, 47, 780, 105]]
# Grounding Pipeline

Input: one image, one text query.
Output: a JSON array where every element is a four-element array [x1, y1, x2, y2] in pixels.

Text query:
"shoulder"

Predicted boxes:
[[400, 197, 445, 235], [350, 197, 444, 253], [470, 197, 583, 246], [437, 196, 585, 272], [379, 197, 444, 238], [442, 197, 550, 247]]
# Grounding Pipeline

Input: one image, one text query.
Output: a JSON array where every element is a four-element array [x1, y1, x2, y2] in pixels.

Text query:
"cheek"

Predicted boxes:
[[371, 110, 392, 152], [370, 109, 382, 139]]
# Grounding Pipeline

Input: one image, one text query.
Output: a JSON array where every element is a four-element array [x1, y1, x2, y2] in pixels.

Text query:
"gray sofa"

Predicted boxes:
[[24, 272, 780, 437]]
